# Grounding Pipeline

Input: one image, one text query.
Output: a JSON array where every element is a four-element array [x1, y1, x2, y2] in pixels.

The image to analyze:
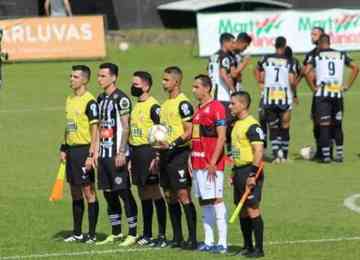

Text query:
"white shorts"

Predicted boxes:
[[192, 169, 224, 200]]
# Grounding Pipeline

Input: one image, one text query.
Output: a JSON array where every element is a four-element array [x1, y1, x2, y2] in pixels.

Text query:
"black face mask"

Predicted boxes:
[[131, 84, 144, 97]]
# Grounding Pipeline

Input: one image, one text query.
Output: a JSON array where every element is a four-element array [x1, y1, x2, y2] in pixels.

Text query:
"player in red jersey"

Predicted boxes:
[[190, 74, 228, 254]]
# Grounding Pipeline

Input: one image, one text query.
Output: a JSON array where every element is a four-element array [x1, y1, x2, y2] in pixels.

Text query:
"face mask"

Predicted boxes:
[[131, 84, 144, 97]]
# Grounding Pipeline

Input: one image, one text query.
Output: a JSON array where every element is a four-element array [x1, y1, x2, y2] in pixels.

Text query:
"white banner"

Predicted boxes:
[[197, 9, 360, 56]]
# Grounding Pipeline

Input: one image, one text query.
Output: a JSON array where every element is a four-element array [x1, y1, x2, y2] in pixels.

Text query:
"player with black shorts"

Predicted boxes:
[[128, 71, 167, 248], [305, 34, 359, 163], [256, 37, 295, 163], [60, 65, 99, 243], [229, 91, 265, 258], [96, 63, 138, 246], [158, 66, 197, 249]]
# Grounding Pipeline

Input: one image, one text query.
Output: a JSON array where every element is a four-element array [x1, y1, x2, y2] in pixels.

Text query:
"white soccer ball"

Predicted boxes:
[[300, 146, 316, 160], [118, 42, 129, 51], [148, 124, 169, 146]]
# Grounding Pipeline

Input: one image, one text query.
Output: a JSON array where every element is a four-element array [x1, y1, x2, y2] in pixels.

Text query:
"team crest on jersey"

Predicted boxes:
[[115, 177, 122, 185]]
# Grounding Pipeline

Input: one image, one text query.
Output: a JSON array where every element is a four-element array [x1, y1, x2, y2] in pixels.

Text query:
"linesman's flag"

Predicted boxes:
[[49, 162, 66, 202]]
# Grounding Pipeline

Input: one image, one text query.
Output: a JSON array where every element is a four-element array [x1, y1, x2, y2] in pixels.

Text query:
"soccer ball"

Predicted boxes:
[[148, 124, 168, 146], [118, 42, 129, 51], [300, 146, 316, 160]]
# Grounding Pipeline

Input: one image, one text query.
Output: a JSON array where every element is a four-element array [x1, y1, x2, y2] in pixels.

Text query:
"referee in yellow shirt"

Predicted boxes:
[[59, 65, 99, 243], [229, 91, 265, 258], [129, 71, 167, 247]]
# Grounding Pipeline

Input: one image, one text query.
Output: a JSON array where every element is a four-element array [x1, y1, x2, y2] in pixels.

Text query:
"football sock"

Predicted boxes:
[[319, 125, 331, 161], [168, 202, 183, 242], [154, 198, 167, 237], [280, 127, 290, 159], [333, 123, 344, 159], [183, 202, 197, 242], [141, 199, 153, 238], [72, 199, 84, 236], [270, 127, 280, 158], [118, 189, 138, 236], [202, 204, 215, 245], [251, 216, 264, 251], [88, 200, 99, 237], [214, 202, 227, 248], [240, 217, 253, 249], [103, 191, 122, 235]]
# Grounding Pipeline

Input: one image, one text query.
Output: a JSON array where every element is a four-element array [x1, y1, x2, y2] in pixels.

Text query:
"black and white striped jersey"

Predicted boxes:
[[97, 88, 132, 158], [257, 54, 294, 109], [308, 48, 352, 99]]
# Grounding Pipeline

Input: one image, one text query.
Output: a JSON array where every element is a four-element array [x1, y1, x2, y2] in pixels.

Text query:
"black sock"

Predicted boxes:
[[183, 202, 197, 243], [280, 127, 290, 159], [240, 217, 253, 249], [314, 123, 321, 157], [319, 125, 331, 160], [269, 127, 280, 158], [333, 123, 344, 159], [72, 199, 84, 236], [251, 216, 264, 252], [168, 202, 183, 242], [88, 200, 99, 237], [103, 191, 122, 235], [154, 198, 167, 237], [118, 189, 138, 236], [141, 199, 153, 238]]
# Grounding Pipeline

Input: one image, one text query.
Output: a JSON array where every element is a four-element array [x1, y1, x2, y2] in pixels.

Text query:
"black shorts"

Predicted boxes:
[[97, 157, 130, 191], [159, 147, 191, 191], [314, 97, 343, 124], [130, 145, 159, 186], [264, 106, 289, 128], [65, 145, 95, 186], [233, 165, 264, 207]]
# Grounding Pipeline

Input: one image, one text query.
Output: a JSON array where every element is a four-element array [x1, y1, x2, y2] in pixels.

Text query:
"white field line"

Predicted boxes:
[[1, 91, 360, 114], [344, 194, 360, 214], [2, 236, 360, 259]]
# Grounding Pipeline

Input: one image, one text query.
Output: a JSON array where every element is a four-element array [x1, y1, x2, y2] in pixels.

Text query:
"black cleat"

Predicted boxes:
[[150, 236, 168, 248], [168, 239, 183, 249], [181, 240, 198, 250], [234, 247, 254, 256], [333, 157, 344, 163], [246, 249, 265, 258]]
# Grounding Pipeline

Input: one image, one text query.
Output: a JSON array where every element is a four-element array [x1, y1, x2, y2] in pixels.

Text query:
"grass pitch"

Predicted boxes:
[[0, 42, 360, 260]]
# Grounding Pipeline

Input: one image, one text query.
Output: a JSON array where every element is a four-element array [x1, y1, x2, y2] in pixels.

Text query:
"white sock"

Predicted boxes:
[[203, 204, 215, 245], [214, 202, 228, 248]]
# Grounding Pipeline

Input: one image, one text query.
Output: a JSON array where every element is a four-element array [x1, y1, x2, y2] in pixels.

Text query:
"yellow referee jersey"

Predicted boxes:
[[129, 96, 160, 146], [65, 91, 99, 146], [160, 93, 193, 145], [231, 115, 264, 166]]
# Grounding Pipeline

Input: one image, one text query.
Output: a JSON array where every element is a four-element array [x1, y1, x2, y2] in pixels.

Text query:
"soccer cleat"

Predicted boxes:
[[333, 157, 344, 163], [64, 234, 84, 242], [197, 242, 214, 252], [137, 236, 152, 246], [150, 236, 168, 248], [168, 239, 184, 249], [272, 157, 281, 164], [96, 233, 123, 245], [319, 157, 331, 164], [119, 235, 137, 247], [210, 244, 228, 254], [234, 247, 254, 256], [84, 235, 97, 244], [246, 248, 265, 258], [181, 240, 198, 250]]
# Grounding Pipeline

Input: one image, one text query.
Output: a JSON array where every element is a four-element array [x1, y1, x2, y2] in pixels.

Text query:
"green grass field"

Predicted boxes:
[[1, 42, 360, 260]]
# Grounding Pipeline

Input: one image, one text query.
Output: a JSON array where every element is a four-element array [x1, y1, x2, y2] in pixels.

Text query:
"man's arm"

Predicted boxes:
[[44, 0, 50, 16], [304, 64, 317, 92], [64, 0, 72, 16], [345, 62, 359, 90], [209, 125, 226, 167], [232, 56, 251, 79], [220, 68, 235, 92]]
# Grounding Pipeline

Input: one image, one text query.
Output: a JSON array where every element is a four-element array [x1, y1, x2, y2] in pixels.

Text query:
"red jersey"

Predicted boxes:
[[191, 99, 226, 171]]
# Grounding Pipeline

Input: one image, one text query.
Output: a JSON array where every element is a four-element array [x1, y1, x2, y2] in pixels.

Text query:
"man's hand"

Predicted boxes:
[[149, 157, 160, 175], [157, 141, 170, 150], [115, 152, 126, 168], [92, 150, 98, 169], [246, 176, 256, 188], [85, 157, 93, 171], [207, 163, 217, 183], [60, 151, 66, 162], [187, 156, 193, 178]]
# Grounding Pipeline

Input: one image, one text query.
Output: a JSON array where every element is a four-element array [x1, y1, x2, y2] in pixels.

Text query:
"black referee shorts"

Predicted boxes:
[[233, 164, 264, 207], [314, 97, 343, 125], [97, 157, 130, 191], [65, 145, 95, 186], [159, 147, 191, 191], [130, 145, 159, 187]]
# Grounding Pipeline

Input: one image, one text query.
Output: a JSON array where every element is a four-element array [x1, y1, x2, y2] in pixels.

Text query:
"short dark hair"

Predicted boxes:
[[284, 46, 293, 59], [312, 26, 325, 34], [237, 32, 252, 44], [275, 36, 287, 49], [220, 33, 235, 46], [99, 63, 119, 77], [72, 65, 91, 80], [231, 91, 251, 109], [319, 34, 330, 45], [194, 74, 212, 91], [133, 71, 152, 87]]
